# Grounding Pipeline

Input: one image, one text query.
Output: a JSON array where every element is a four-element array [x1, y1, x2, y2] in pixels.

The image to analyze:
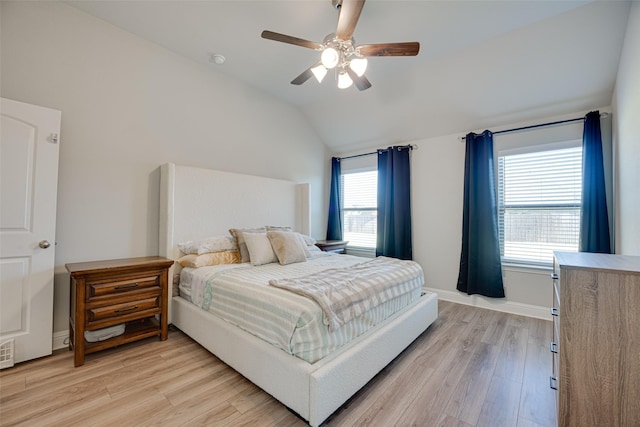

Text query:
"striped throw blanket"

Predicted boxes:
[[269, 256, 424, 332]]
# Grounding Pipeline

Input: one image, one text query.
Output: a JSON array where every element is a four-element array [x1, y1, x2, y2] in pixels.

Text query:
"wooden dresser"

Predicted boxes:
[[66, 256, 174, 367], [551, 251, 640, 426]]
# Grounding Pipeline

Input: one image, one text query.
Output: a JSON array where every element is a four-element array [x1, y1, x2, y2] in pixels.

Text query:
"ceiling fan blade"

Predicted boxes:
[[291, 65, 316, 85], [346, 67, 372, 91], [357, 42, 420, 57], [336, 0, 365, 40], [261, 30, 323, 50]]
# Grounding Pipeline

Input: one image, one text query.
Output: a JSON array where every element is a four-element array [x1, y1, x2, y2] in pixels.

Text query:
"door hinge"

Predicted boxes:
[[49, 133, 59, 144]]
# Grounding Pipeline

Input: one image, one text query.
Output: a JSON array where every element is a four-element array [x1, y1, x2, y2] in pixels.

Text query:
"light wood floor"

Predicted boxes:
[[0, 301, 557, 427]]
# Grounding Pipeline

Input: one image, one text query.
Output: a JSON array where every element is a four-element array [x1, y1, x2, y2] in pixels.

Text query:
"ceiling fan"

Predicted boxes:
[[261, 0, 420, 91]]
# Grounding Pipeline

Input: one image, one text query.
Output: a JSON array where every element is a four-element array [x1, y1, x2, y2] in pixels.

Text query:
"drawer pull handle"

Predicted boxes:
[[550, 307, 559, 317], [550, 273, 559, 280], [114, 305, 138, 313], [550, 341, 558, 354], [550, 376, 558, 390], [115, 283, 139, 290]]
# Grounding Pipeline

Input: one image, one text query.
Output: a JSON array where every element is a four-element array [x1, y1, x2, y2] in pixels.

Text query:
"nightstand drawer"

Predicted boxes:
[[87, 296, 160, 323], [88, 274, 160, 299]]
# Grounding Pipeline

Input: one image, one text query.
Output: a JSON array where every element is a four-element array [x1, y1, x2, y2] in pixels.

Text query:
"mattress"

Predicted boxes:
[[179, 253, 426, 363]]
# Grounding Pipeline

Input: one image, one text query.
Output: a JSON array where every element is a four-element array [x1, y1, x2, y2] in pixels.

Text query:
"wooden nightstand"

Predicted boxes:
[[315, 240, 348, 254], [66, 256, 174, 367]]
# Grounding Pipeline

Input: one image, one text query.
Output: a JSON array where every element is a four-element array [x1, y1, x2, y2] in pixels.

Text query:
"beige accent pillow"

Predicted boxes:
[[268, 230, 308, 265], [177, 251, 240, 268], [243, 232, 278, 266], [229, 227, 266, 263]]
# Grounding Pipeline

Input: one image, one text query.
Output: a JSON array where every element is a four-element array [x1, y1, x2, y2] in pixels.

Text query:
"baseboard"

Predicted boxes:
[[426, 288, 551, 320], [49, 293, 547, 351], [52, 330, 68, 351]]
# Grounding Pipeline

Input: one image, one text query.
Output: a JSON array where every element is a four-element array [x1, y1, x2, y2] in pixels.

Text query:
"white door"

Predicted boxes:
[[0, 98, 61, 367]]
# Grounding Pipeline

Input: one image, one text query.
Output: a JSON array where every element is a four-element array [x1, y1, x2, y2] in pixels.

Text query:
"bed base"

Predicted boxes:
[[172, 292, 438, 426]]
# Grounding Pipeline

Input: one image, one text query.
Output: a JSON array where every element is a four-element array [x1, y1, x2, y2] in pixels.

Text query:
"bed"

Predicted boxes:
[[159, 162, 438, 426]]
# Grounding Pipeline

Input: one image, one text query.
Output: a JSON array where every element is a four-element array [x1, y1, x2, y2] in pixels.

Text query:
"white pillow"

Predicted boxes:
[[298, 233, 316, 246], [268, 231, 308, 265], [266, 225, 293, 232], [243, 232, 278, 266], [178, 235, 237, 255], [229, 227, 266, 263], [296, 233, 312, 258]]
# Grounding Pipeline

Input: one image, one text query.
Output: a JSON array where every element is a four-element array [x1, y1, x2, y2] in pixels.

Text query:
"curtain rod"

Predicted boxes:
[[338, 144, 417, 160], [458, 112, 610, 143]]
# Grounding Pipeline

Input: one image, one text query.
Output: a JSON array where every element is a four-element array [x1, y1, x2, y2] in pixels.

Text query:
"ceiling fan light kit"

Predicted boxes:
[[321, 46, 340, 69], [338, 70, 353, 89], [349, 57, 367, 77], [311, 64, 328, 83], [261, 0, 419, 91]]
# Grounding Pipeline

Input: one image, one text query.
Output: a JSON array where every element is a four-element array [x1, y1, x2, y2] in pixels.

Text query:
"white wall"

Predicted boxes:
[[1, 2, 329, 339], [340, 109, 611, 319], [612, 1, 640, 256]]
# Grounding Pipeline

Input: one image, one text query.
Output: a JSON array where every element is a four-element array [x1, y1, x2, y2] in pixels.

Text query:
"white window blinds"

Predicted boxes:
[[498, 145, 582, 265], [341, 170, 377, 248]]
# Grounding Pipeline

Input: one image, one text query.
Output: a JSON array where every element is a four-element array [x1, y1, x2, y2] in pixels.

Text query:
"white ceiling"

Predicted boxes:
[[65, 0, 631, 153]]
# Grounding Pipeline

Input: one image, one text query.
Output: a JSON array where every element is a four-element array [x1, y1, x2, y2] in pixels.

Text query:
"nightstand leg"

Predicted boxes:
[[74, 329, 85, 367], [68, 317, 73, 351], [74, 277, 86, 367]]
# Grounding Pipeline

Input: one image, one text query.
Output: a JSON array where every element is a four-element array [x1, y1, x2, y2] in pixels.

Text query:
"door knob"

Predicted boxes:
[[39, 240, 51, 249]]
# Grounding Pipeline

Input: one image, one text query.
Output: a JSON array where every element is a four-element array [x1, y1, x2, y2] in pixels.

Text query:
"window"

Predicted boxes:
[[341, 170, 377, 248], [497, 144, 582, 266]]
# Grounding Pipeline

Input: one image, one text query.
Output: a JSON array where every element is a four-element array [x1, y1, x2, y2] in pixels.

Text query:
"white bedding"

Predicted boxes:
[[179, 253, 425, 363]]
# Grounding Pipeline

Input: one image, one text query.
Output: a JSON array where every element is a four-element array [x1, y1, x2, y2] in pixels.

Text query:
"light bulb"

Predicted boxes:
[[349, 57, 368, 77], [337, 70, 353, 89], [321, 47, 339, 69], [311, 64, 328, 83]]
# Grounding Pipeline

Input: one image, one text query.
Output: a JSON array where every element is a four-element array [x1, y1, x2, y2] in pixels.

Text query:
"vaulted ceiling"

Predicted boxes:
[[65, 0, 631, 153]]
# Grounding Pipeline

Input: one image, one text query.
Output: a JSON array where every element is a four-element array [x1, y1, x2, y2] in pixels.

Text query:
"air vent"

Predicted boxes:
[[0, 339, 15, 369]]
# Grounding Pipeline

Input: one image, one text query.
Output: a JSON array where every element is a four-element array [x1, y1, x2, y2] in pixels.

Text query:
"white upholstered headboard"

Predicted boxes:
[[159, 162, 310, 320]]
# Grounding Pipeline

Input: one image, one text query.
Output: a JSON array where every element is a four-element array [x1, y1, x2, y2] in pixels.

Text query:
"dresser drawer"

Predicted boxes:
[[87, 273, 161, 300], [87, 296, 160, 323]]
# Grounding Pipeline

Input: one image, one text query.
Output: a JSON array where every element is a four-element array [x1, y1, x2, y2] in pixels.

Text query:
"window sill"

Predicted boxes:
[[502, 261, 553, 275], [345, 246, 376, 258]]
